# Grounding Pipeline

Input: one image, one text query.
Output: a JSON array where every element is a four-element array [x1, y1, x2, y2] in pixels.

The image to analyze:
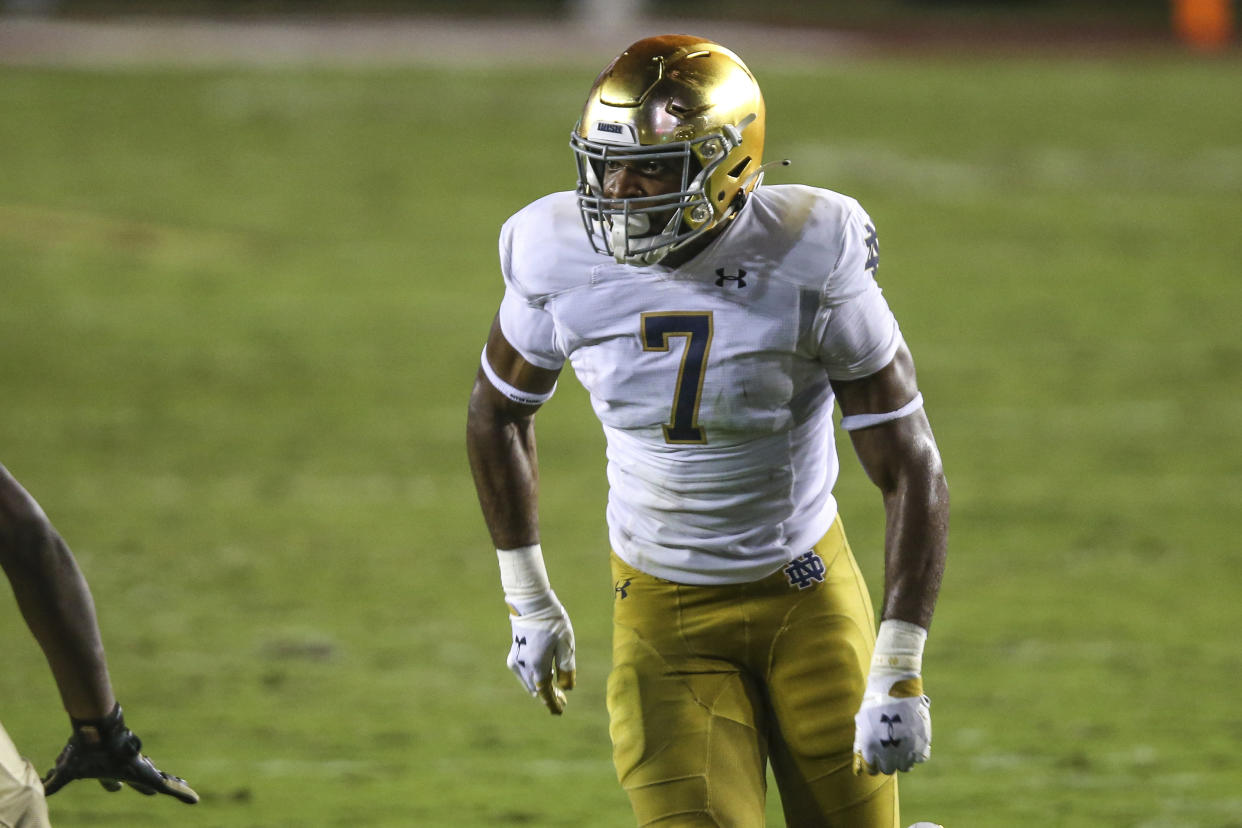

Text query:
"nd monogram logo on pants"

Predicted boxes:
[[783, 551, 826, 590]]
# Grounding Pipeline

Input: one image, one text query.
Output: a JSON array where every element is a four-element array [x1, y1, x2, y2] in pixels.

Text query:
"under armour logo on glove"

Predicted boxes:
[[880, 713, 903, 748], [854, 675, 931, 775], [783, 551, 826, 589], [506, 600, 576, 715]]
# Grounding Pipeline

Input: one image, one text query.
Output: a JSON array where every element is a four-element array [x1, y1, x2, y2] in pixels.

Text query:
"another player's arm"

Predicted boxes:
[[831, 342, 947, 629], [467, 315, 576, 714], [0, 463, 115, 721], [0, 463, 198, 803]]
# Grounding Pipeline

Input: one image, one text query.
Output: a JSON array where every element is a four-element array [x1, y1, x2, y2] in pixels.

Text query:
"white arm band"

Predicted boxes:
[[839, 392, 924, 432], [871, 619, 927, 674], [481, 346, 557, 406]]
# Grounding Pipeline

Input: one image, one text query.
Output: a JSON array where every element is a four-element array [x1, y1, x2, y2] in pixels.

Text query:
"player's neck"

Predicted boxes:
[[659, 223, 729, 270]]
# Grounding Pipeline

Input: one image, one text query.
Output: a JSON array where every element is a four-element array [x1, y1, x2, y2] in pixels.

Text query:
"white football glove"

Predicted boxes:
[[498, 545, 577, 715], [853, 620, 932, 775]]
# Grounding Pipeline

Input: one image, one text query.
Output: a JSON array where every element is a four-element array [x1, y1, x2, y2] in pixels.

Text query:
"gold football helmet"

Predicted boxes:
[[571, 34, 766, 265]]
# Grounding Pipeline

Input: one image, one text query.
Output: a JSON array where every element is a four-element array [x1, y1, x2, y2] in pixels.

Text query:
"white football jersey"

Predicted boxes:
[[497, 184, 901, 585]]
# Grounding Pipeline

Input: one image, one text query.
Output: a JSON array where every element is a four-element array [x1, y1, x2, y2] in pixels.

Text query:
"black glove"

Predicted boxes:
[[42, 703, 199, 804]]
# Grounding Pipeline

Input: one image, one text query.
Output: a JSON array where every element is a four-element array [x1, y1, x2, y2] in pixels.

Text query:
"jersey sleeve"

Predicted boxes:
[[496, 214, 567, 371], [813, 203, 902, 380]]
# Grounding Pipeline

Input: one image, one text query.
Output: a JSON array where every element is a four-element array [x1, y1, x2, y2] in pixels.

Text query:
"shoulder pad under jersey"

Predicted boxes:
[[500, 191, 607, 304]]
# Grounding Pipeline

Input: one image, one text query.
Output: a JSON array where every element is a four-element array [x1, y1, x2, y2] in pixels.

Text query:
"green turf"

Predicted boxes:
[[1, 52, 1239, 827]]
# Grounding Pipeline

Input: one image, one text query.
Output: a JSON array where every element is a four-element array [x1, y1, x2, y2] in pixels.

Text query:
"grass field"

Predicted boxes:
[[1, 36, 1240, 827]]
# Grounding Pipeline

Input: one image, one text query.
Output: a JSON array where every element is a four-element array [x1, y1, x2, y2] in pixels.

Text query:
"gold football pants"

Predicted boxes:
[[0, 722, 51, 828], [607, 517, 898, 827]]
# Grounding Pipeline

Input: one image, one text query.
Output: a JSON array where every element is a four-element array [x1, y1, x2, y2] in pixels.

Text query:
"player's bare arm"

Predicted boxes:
[[466, 315, 560, 549], [0, 464, 115, 721], [467, 316, 575, 714], [832, 343, 948, 776], [0, 463, 198, 804], [831, 342, 948, 629]]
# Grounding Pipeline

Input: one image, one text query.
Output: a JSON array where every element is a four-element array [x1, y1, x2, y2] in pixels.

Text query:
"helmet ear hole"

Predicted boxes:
[[727, 157, 752, 180]]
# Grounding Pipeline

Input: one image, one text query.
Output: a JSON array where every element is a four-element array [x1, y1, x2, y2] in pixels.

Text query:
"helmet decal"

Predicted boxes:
[[587, 121, 638, 145]]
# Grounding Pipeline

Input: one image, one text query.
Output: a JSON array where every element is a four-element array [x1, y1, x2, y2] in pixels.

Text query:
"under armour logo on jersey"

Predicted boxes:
[[614, 578, 632, 599], [880, 714, 903, 747], [863, 224, 880, 274], [783, 551, 826, 590], [715, 267, 747, 288]]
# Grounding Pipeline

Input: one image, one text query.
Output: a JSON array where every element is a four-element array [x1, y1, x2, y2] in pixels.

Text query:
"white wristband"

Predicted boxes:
[[497, 544, 554, 610], [871, 619, 927, 675]]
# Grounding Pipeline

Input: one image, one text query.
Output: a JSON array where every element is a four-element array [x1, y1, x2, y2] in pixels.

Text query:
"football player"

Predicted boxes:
[[466, 35, 948, 827], [0, 463, 198, 826]]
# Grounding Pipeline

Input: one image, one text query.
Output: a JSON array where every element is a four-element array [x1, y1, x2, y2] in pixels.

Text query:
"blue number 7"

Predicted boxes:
[[640, 311, 714, 445]]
